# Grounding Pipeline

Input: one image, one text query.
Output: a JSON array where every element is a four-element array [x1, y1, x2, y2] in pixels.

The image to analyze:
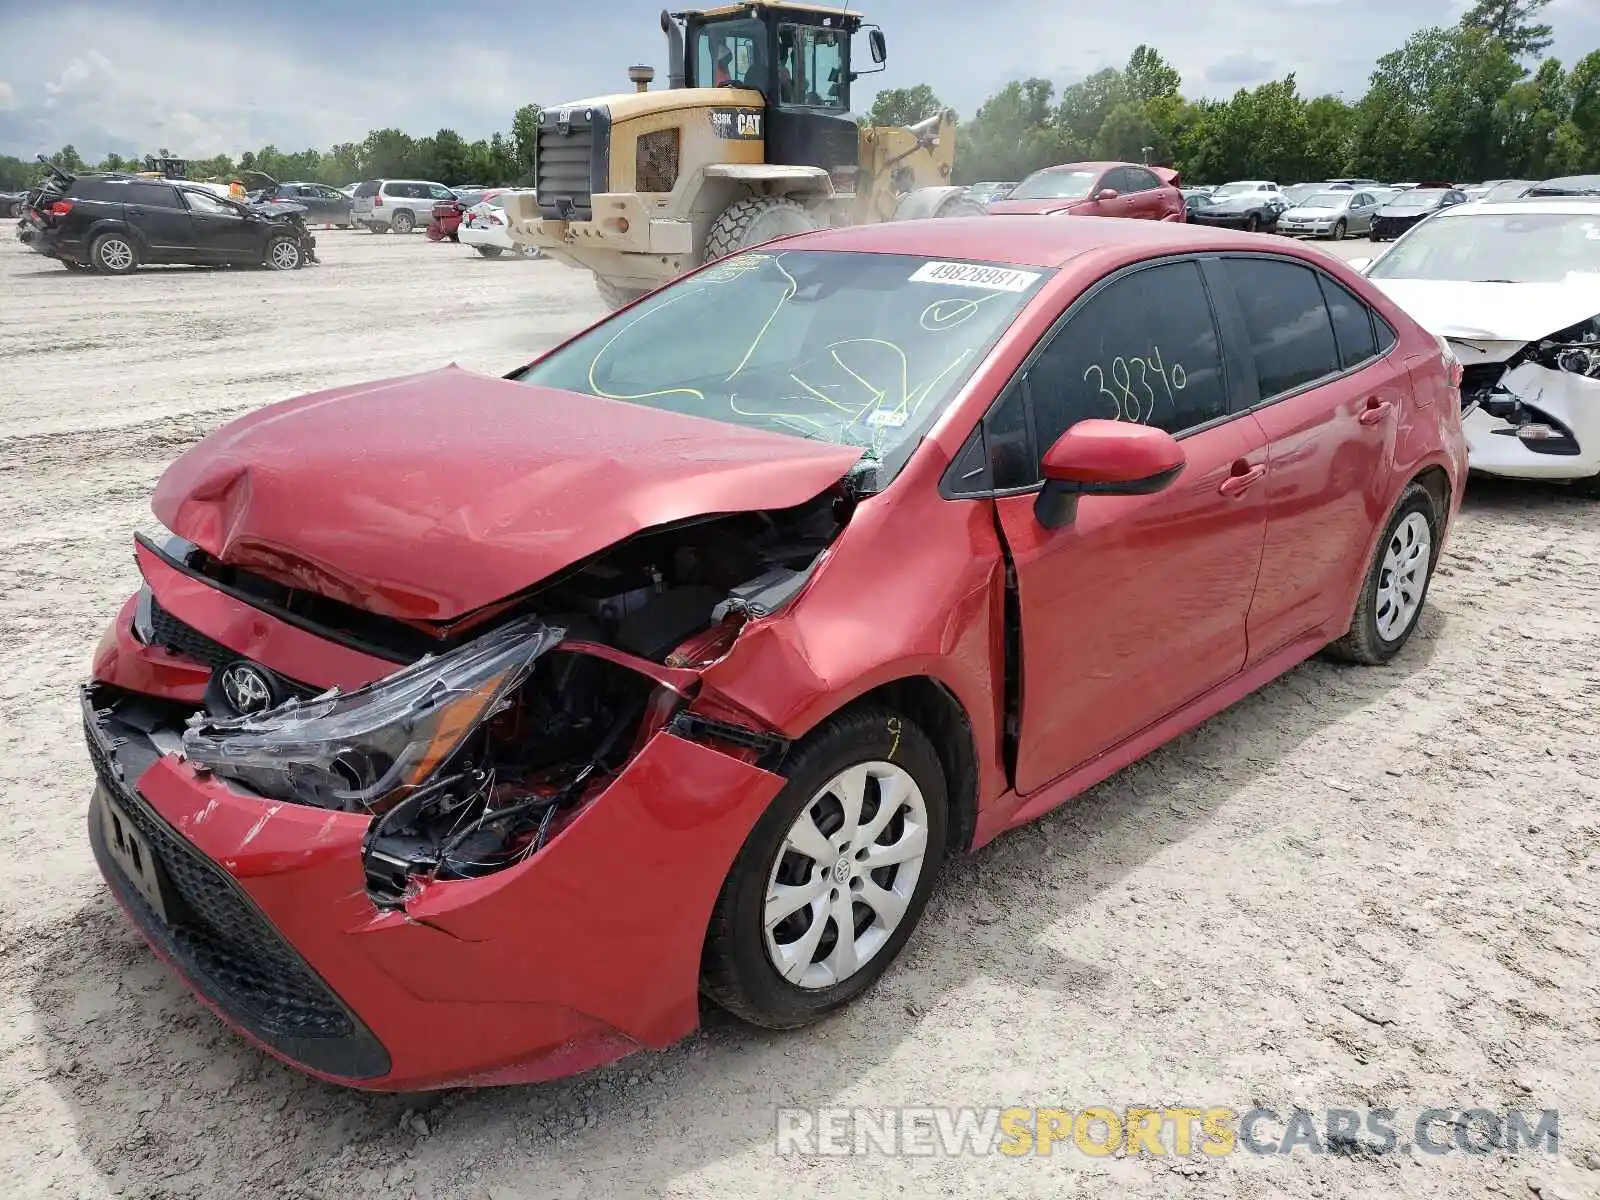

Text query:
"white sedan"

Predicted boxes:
[[458, 190, 542, 259], [1352, 196, 1600, 493]]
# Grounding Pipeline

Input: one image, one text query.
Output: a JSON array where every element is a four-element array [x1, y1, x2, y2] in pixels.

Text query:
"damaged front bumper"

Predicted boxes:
[[84, 609, 788, 1090], [1462, 360, 1600, 480]]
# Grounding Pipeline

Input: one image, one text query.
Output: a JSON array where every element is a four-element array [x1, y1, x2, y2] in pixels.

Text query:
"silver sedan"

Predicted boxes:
[[1275, 190, 1382, 239]]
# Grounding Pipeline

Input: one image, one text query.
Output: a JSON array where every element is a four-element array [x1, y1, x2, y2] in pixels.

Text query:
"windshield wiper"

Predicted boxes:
[[1470, 279, 1520, 284]]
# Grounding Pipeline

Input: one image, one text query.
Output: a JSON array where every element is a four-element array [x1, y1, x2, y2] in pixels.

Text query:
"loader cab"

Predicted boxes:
[[682, 4, 870, 177]]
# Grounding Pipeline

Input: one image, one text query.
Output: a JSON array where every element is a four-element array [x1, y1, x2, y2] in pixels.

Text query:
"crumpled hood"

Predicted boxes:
[[1363, 277, 1600, 343], [151, 365, 864, 622]]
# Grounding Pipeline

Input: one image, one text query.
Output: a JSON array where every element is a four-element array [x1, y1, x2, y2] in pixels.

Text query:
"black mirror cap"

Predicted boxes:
[[868, 30, 887, 63]]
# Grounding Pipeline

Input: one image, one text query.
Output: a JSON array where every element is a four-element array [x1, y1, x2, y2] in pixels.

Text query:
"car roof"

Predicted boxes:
[[777, 214, 1348, 270], [1430, 195, 1600, 218]]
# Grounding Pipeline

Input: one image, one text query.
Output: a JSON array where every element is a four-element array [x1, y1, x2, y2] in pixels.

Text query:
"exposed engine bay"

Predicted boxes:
[[160, 488, 850, 906], [1453, 315, 1600, 469]]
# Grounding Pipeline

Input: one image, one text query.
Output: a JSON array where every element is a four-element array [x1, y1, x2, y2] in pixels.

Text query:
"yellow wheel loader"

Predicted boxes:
[[522, 1, 984, 309]]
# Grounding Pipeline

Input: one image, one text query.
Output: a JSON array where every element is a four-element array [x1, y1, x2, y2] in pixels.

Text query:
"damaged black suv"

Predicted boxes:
[[26, 167, 318, 275]]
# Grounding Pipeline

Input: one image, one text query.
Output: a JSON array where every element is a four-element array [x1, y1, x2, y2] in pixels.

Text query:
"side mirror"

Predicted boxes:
[[1096, 188, 1120, 201], [1035, 419, 1186, 529], [868, 30, 887, 63]]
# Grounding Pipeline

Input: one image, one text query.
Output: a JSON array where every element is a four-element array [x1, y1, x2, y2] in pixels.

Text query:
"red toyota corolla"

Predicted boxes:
[[84, 217, 1467, 1091], [987, 161, 1187, 220]]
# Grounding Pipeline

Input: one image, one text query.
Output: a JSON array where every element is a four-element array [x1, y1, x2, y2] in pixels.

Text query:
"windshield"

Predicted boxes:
[[1366, 212, 1600, 283], [1008, 169, 1098, 201], [1387, 190, 1442, 210], [1300, 193, 1344, 209], [1484, 181, 1531, 201], [516, 250, 1050, 480], [1210, 183, 1256, 199], [1283, 185, 1321, 205], [691, 16, 766, 88]]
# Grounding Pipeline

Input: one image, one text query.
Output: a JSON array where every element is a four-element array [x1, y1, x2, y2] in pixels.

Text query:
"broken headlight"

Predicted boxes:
[[1533, 316, 1600, 379], [180, 617, 563, 811]]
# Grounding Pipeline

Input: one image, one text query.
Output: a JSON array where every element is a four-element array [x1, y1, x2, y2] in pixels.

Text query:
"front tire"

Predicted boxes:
[[475, 245, 504, 258], [594, 275, 648, 310], [705, 195, 817, 260], [701, 707, 948, 1030], [1245, 214, 1261, 233], [90, 232, 138, 275], [264, 235, 302, 271], [1332, 219, 1347, 240], [1324, 482, 1439, 665], [933, 195, 987, 218]]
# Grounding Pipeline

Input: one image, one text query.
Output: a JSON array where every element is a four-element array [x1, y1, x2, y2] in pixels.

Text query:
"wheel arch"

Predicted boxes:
[[765, 673, 982, 856], [1333, 461, 1454, 635]]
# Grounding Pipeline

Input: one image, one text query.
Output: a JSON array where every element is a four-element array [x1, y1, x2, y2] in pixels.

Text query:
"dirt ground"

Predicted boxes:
[[0, 224, 1597, 1200]]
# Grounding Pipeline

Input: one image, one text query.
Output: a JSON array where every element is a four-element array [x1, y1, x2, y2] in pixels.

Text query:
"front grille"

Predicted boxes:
[[536, 104, 612, 221], [148, 595, 233, 670], [85, 693, 390, 1078], [635, 128, 680, 193]]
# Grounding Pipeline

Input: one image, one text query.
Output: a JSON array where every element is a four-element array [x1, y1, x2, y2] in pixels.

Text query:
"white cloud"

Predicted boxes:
[[0, 5, 624, 158], [0, 80, 17, 112]]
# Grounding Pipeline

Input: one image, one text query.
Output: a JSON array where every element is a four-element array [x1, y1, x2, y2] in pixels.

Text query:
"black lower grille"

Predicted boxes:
[[84, 691, 389, 1078], [149, 594, 234, 670]]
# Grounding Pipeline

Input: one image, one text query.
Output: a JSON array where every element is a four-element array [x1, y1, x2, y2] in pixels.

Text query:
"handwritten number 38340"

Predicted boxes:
[[1082, 347, 1187, 424]]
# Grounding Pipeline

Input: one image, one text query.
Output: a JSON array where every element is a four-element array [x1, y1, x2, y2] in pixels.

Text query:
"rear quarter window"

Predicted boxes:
[[354, 181, 381, 197], [71, 179, 124, 202]]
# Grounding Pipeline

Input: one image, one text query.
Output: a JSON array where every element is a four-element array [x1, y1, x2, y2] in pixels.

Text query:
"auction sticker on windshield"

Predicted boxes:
[[910, 262, 1043, 292]]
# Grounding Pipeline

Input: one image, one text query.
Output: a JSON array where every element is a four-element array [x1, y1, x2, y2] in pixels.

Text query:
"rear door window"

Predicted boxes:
[[1221, 258, 1341, 400], [72, 179, 123, 202], [1317, 275, 1380, 368], [126, 181, 183, 208]]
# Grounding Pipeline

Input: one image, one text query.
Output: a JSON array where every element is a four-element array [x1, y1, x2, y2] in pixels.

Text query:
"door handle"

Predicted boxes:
[[1219, 463, 1267, 496], [1359, 398, 1393, 426]]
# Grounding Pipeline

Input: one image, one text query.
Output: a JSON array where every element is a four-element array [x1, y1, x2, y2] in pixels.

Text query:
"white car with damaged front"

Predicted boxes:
[[1352, 198, 1600, 493], [458, 190, 542, 259]]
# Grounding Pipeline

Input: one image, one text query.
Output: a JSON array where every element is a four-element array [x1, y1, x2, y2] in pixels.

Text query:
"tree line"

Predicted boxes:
[[1, 0, 1594, 194]]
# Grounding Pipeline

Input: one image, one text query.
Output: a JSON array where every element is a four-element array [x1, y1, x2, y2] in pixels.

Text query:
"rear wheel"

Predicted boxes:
[[594, 275, 648, 310], [933, 194, 987, 218], [1324, 482, 1439, 665], [701, 707, 948, 1029], [475, 245, 505, 258], [6, 201, 23, 218], [90, 232, 138, 275], [391, 210, 415, 234], [705, 196, 817, 260]]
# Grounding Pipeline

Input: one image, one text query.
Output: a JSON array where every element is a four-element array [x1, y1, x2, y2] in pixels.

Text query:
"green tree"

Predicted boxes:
[[866, 85, 946, 128], [1460, 0, 1554, 61], [956, 78, 1071, 182], [1124, 45, 1181, 104], [511, 103, 542, 181]]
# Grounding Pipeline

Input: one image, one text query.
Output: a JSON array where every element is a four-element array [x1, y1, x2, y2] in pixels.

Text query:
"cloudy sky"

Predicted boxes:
[[0, 0, 1595, 160]]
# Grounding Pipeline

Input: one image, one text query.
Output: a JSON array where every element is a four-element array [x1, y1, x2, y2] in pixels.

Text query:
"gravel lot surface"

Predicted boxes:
[[1, 224, 1596, 1200]]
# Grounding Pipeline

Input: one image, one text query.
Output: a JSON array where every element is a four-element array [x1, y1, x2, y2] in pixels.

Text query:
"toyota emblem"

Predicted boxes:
[[219, 661, 275, 715]]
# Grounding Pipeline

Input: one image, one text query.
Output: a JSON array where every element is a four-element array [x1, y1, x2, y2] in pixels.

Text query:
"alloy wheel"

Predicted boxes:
[[1375, 511, 1431, 641], [98, 238, 134, 271], [269, 240, 301, 270], [763, 760, 931, 990]]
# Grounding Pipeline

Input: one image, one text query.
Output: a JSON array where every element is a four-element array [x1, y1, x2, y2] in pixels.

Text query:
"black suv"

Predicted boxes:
[[26, 172, 317, 274]]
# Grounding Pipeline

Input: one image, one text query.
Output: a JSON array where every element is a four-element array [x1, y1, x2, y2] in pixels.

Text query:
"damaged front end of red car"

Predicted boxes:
[[84, 393, 870, 1088]]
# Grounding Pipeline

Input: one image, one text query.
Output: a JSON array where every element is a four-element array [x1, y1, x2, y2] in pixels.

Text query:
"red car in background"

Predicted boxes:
[[84, 216, 1466, 1092], [988, 161, 1186, 221], [427, 188, 503, 241]]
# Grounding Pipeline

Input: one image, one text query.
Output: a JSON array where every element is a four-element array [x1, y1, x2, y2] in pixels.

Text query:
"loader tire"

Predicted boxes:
[[595, 276, 649, 310], [933, 194, 987, 218], [705, 196, 816, 260]]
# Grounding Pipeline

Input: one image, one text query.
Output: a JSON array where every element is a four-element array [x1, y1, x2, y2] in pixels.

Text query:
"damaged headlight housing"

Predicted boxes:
[[181, 617, 563, 811], [1534, 316, 1600, 379]]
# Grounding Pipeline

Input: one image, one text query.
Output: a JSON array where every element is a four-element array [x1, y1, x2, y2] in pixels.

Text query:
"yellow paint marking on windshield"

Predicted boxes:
[[723, 256, 799, 383], [787, 374, 856, 414], [919, 292, 1003, 331], [586, 289, 708, 404]]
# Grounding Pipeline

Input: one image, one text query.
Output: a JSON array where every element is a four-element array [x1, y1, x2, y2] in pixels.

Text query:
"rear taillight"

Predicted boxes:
[[1437, 335, 1463, 389], [373, 193, 383, 206], [48, 200, 73, 216]]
